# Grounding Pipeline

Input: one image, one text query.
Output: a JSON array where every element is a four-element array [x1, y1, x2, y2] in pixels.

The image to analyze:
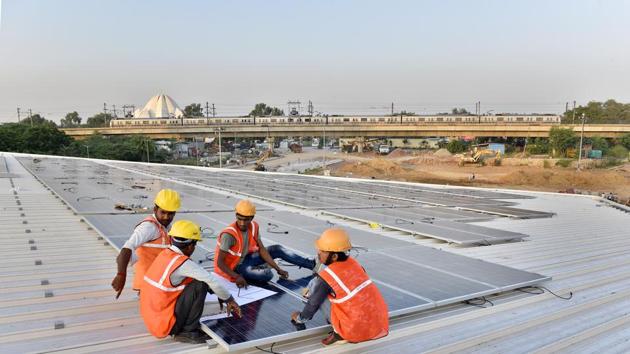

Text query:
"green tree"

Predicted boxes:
[[620, 133, 630, 150], [548, 126, 577, 157], [526, 137, 550, 155], [451, 108, 470, 115], [184, 103, 204, 117], [0, 123, 71, 154], [249, 103, 284, 116], [60, 111, 82, 128], [588, 136, 609, 154], [563, 99, 630, 124], [85, 113, 114, 128], [19, 113, 57, 127], [446, 140, 467, 154], [608, 145, 629, 159]]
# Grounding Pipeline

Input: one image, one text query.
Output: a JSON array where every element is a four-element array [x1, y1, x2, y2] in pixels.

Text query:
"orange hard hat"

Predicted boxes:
[[315, 228, 352, 252], [235, 199, 256, 217]]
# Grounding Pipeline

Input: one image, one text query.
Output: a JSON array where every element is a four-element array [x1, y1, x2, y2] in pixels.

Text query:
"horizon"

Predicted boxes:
[[1, 0, 629, 123]]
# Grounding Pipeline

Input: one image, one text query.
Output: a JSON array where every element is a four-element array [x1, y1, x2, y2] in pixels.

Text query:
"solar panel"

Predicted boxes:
[[323, 208, 527, 245]]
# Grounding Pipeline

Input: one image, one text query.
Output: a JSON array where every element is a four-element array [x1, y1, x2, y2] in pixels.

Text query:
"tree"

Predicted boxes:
[[60, 111, 82, 128], [588, 136, 609, 154], [451, 108, 470, 115], [446, 140, 467, 154], [184, 103, 204, 117], [249, 103, 284, 116], [563, 99, 630, 124], [548, 127, 577, 157], [19, 113, 57, 127], [85, 113, 114, 128], [620, 133, 630, 150], [0, 123, 71, 154]]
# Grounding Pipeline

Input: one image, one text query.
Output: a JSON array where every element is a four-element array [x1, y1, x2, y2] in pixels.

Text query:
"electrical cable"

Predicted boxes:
[[464, 296, 494, 308], [255, 342, 282, 354], [395, 218, 414, 225], [519, 286, 573, 300]]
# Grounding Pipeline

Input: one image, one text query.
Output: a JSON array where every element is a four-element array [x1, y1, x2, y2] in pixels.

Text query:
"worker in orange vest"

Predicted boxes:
[[111, 189, 181, 298], [214, 200, 316, 288], [291, 228, 389, 345], [141, 220, 241, 344]]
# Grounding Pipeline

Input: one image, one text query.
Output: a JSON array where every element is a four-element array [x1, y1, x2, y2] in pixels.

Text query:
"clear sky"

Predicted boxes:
[[1, 0, 629, 122]]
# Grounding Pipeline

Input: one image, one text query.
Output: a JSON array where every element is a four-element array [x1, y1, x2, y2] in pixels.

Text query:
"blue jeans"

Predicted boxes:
[[235, 244, 315, 283]]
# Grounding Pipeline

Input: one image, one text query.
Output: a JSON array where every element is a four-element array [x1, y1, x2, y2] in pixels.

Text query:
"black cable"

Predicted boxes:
[[521, 286, 573, 300], [255, 342, 282, 354], [267, 223, 289, 234], [395, 218, 414, 225], [464, 296, 494, 308]]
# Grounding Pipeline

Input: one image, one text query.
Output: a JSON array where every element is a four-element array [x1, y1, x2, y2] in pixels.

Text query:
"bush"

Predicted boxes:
[[589, 136, 610, 154], [446, 140, 467, 154], [549, 127, 577, 157], [555, 159, 572, 168], [608, 145, 629, 159]]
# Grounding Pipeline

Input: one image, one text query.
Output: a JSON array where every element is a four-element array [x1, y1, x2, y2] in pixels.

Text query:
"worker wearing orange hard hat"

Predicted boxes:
[[140, 220, 241, 344], [214, 199, 316, 288], [112, 189, 181, 298], [291, 228, 389, 346]]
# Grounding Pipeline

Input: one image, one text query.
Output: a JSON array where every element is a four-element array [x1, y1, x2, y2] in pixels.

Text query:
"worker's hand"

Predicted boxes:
[[235, 275, 248, 288], [291, 311, 301, 322], [111, 273, 126, 299], [301, 287, 310, 299], [225, 298, 242, 318], [277, 268, 289, 279]]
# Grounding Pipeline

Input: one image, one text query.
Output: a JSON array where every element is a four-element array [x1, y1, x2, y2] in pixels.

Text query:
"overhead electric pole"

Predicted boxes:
[[212, 103, 216, 117], [28, 109, 33, 127], [17, 107, 21, 122], [572, 101, 576, 124]]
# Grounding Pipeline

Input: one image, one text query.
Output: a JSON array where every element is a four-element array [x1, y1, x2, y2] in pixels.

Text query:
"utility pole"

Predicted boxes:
[[572, 100, 576, 124], [391, 102, 394, 116], [212, 104, 216, 118], [86, 145, 90, 159], [112, 105, 118, 118], [17, 107, 21, 122], [104, 103, 108, 115], [577, 113, 586, 171], [28, 109, 33, 127], [205, 102, 210, 125], [218, 128, 223, 168]]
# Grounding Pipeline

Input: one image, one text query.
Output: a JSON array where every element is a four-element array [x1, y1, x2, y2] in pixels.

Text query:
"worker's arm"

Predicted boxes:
[[217, 233, 248, 287], [110, 222, 157, 299], [291, 278, 332, 324], [171, 260, 242, 318], [255, 237, 288, 279]]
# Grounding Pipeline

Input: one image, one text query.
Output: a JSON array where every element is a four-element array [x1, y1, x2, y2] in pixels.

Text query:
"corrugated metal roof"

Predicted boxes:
[[3, 152, 630, 354]]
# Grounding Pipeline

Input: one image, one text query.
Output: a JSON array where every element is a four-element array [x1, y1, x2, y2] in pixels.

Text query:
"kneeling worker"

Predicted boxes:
[[214, 200, 316, 287], [291, 228, 389, 346], [141, 220, 241, 344]]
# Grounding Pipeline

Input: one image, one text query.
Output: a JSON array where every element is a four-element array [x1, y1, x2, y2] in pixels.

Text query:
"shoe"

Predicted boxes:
[[173, 330, 211, 344], [321, 331, 347, 346]]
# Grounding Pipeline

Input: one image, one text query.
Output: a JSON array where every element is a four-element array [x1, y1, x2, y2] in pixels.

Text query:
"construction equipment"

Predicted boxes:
[[459, 148, 502, 166], [341, 138, 379, 153], [254, 150, 272, 171], [289, 143, 303, 153]]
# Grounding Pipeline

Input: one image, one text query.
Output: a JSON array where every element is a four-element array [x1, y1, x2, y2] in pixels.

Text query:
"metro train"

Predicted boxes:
[[109, 114, 561, 127]]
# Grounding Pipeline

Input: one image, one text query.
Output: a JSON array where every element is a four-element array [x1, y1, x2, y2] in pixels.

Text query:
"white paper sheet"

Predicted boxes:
[[201, 276, 277, 321]]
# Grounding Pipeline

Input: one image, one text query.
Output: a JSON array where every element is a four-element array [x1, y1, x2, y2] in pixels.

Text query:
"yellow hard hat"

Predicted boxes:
[[154, 189, 181, 212], [235, 199, 256, 217], [169, 220, 201, 241], [315, 228, 352, 252]]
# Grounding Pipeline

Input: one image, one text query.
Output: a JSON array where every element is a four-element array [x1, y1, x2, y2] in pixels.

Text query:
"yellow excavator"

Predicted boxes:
[[254, 150, 272, 171], [459, 148, 502, 166]]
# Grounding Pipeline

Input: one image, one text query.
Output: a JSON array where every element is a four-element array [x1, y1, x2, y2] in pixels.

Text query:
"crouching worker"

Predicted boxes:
[[141, 220, 241, 344], [214, 200, 316, 287], [290, 228, 389, 346]]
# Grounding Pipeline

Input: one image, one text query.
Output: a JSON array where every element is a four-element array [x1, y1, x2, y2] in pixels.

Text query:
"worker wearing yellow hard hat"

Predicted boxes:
[[214, 200, 317, 288], [291, 228, 389, 346], [112, 189, 182, 298], [140, 220, 241, 343]]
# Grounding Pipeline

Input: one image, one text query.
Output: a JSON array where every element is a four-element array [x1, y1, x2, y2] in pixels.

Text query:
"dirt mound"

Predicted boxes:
[[336, 159, 406, 177], [498, 169, 628, 193], [387, 148, 408, 158], [434, 148, 452, 157]]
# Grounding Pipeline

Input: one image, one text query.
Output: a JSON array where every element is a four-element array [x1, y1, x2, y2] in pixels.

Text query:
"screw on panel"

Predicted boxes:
[[97, 236, 103, 240], [30, 246, 37, 251], [87, 227, 93, 230], [20, 213, 25, 217], [41, 279, 49, 285], [54, 321, 65, 329], [25, 229, 31, 233], [22, 220, 28, 224], [35, 260, 42, 265], [28, 239, 35, 244], [44, 290, 54, 297]]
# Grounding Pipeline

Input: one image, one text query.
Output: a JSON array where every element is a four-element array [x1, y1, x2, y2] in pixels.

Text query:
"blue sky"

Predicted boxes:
[[1, 0, 629, 122]]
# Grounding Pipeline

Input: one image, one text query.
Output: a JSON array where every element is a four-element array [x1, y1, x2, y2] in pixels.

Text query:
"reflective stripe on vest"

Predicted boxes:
[[324, 267, 373, 304]]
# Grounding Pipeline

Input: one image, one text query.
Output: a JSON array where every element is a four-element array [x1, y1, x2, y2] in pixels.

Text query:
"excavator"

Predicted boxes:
[[459, 148, 502, 166], [254, 150, 272, 171]]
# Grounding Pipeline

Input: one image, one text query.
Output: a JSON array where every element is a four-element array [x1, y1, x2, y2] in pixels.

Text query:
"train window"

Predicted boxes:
[[418, 118, 425, 122], [436, 118, 443, 122], [378, 118, 385, 122], [361, 118, 368, 122], [343, 118, 350, 122], [516, 117, 524, 121], [497, 117, 504, 122], [271, 119, 277, 123], [455, 118, 462, 122]]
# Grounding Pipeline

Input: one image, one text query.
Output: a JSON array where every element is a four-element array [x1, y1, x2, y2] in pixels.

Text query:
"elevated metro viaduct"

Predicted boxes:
[[62, 124, 630, 140]]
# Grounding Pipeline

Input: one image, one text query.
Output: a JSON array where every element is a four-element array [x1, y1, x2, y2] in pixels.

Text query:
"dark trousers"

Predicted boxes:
[[170, 280, 212, 335]]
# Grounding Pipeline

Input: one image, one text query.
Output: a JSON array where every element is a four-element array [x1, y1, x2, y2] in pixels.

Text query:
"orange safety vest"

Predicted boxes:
[[133, 216, 171, 290], [140, 247, 193, 338], [213, 221, 260, 281], [318, 257, 389, 343]]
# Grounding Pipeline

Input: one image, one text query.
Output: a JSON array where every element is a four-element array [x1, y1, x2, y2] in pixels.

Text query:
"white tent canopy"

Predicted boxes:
[[133, 94, 185, 119]]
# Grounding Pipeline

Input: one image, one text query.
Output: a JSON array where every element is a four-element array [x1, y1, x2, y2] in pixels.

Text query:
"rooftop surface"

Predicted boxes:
[[1, 152, 629, 354]]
